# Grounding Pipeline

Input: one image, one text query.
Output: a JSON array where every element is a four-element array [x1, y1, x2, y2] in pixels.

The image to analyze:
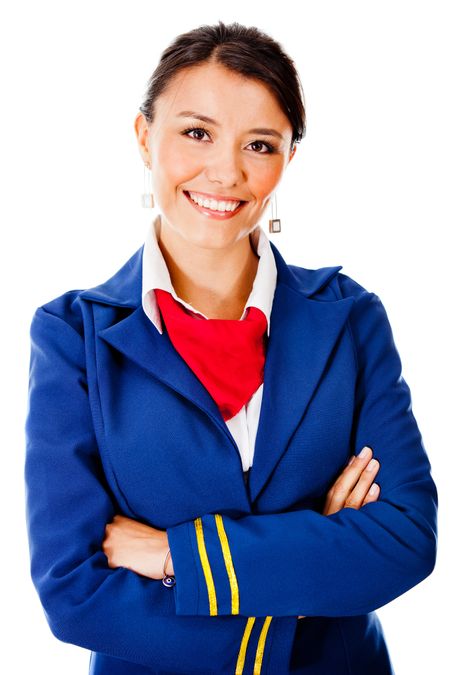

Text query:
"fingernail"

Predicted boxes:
[[347, 455, 355, 466], [358, 446, 370, 459], [367, 459, 378, 472], [369, 483, 379, 496]]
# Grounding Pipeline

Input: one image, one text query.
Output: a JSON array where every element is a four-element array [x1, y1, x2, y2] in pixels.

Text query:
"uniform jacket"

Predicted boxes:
[[24, 239, 438, 675], [141, 213, 278, 471]]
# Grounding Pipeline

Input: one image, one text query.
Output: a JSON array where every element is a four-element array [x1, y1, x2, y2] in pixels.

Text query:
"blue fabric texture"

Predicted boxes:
[[24, 240, 438, 674]]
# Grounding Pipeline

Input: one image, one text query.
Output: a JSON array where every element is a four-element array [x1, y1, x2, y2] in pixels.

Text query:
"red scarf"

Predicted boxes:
[[154, 288, 268, 421]]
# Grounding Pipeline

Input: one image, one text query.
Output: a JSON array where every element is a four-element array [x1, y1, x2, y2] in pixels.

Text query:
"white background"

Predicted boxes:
[[1, 1, 448, 673]]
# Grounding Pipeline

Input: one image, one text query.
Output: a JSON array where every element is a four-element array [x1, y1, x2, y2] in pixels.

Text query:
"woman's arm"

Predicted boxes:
[[24, 305, 256, 673], [102, 445, 381, 620], [158, 290, 438, 618]]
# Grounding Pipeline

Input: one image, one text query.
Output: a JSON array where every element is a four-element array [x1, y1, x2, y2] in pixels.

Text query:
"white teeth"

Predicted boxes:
[[188, 191, 241, 212]]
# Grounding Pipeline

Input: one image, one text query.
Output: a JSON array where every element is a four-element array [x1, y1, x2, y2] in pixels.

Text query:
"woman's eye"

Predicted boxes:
[[181, 127, 276, 154], [248, 140, 275, 154], [182, 127, 210, 141]]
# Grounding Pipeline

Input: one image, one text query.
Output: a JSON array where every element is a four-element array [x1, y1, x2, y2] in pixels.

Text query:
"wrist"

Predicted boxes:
[[162, 545, 174, 578], [166, 552, 174, 577]]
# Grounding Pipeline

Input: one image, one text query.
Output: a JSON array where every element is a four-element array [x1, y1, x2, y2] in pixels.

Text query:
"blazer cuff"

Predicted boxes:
[[167, 514, 238, 616]]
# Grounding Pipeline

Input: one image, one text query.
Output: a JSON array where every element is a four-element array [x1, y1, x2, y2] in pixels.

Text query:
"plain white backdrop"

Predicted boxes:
[[2, 1, 448, 673]]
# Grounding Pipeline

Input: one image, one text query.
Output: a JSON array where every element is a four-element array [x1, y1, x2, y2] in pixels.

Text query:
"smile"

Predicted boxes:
[[183, 190, 247, 220]]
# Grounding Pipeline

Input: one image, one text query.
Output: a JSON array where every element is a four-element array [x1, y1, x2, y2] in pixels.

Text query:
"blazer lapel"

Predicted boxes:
[[79, 246, 242, 463], [96, 303, 236, 442], [248, 246, 355, 501], [79, 240, 355, 504]]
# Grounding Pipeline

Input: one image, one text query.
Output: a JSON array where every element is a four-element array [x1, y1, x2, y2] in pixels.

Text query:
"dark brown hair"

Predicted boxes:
[[138, 21, 306, 151]]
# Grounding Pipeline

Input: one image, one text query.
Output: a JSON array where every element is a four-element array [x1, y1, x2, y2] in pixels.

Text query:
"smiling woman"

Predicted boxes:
[[134, 58, 299, 274], [24, 19, 437, 675]]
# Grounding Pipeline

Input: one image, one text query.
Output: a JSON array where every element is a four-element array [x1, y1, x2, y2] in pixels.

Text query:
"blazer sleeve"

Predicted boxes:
[[166, 287, 439, 618], [24, 305, 252, 672]]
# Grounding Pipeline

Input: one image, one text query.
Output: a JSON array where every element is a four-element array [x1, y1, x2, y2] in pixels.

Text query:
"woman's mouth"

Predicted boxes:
[[183, 190, 247, 219]]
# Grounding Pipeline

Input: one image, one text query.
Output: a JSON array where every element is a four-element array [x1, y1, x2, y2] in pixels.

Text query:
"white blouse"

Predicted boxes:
[[141, 212, 278, 477]]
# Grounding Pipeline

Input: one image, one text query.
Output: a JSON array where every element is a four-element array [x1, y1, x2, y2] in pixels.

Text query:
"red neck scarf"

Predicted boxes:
[[154, 288, 268, 421]]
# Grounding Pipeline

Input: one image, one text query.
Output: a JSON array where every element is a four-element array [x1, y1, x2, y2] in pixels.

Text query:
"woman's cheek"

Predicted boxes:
[[249, 160, 285, 200]]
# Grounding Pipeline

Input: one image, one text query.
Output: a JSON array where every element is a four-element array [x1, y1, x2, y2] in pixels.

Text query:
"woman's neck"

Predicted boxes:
[[157, 219, 260, 320]]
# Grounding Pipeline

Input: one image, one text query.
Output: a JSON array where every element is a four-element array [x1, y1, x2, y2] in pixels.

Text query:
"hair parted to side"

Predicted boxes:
[[138, 21, 306, 151]]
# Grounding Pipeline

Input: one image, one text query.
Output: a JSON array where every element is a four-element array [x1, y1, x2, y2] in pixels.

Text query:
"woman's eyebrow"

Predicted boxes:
[[176, 110, 283, 140]]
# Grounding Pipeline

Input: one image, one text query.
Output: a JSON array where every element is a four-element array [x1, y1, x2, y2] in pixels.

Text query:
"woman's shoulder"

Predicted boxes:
[[334, 271, 375, 300], [30, 245, 144, 337], [286, 261, 375, 302], [30, 289, 86, 342]]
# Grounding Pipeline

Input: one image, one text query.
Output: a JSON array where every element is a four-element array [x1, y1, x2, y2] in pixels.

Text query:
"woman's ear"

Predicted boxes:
[[134, 112, 151, 168]]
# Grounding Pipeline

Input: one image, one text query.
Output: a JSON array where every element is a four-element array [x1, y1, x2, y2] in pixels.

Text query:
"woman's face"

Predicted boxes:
[[135, 61, 296, 250]]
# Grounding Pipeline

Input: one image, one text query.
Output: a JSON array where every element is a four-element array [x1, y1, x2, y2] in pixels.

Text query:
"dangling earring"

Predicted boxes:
[[268, 192, 281, 233], [141, 161, 154, 209]]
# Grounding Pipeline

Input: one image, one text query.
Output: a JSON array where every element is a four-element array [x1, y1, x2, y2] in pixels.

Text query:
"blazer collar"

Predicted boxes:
[[79, 241, 354, 504]]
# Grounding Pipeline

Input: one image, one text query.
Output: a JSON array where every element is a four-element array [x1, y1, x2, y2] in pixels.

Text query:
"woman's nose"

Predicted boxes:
[[205, 146, 244, 185]]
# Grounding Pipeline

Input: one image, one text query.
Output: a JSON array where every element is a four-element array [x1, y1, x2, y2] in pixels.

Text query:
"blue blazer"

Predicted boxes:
[[24, 240, 438, 675]]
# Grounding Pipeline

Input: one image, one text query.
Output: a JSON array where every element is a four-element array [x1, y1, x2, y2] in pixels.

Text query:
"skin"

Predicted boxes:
[[102, 447, 380, 619], [134, 60, 297, 319], [102, 61, 381, 618]]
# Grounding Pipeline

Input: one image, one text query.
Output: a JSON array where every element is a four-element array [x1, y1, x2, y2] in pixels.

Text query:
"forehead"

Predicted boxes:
[[154, 62, 288, 126]]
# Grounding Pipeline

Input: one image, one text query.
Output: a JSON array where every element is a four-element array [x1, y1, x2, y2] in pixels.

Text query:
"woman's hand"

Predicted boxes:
[[102, 514, 174, 579], [322, 445, 380, 516], [297, 446, 380, 619], [103, 447, 380, 619]]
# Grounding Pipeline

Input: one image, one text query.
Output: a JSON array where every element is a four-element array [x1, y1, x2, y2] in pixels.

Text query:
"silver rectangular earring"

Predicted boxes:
[[142, 162, 155, 209], [268, 193, 281, 233]]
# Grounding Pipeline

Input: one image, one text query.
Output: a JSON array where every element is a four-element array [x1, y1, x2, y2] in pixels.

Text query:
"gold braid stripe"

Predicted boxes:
[[214, 513, 240, 614], [253, 616, 273, 674], [193, 517, 218, 615], [194, 516, 272, 673], [235, 617, 256, 675]]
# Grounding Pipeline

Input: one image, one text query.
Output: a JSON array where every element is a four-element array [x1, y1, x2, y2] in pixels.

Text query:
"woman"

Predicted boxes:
[[24, 21, 438, 675]]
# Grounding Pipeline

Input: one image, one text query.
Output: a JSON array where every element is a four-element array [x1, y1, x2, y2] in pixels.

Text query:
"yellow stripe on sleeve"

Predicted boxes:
[[193, 516, 218, 615], [253, 616, 273, 674], [235, 616, 256, 675], [214, 513, 240, 614]]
